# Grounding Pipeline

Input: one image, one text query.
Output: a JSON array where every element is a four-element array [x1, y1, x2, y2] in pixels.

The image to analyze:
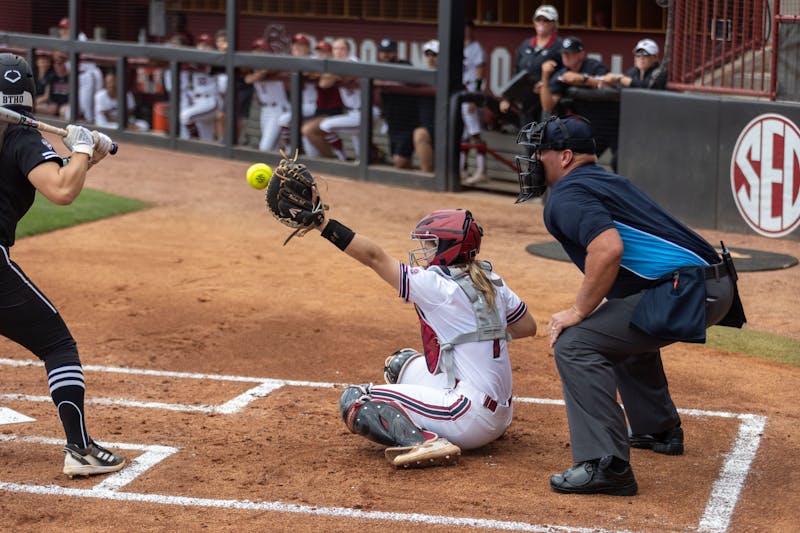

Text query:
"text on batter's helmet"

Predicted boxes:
[[0, 53, 35, 112], [409, 209, 483, 267]]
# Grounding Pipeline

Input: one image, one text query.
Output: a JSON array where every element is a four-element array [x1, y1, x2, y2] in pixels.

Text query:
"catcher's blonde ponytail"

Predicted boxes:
[[466, 262, 496, 310]]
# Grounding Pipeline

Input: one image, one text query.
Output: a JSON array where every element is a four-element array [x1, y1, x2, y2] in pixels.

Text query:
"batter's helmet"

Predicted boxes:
[[0, 53, 35, 112], [410, 209, 483, 267]]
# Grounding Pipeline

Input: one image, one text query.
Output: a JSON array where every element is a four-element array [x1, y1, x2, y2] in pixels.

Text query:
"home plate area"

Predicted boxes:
[[0, 357, 765, 532]]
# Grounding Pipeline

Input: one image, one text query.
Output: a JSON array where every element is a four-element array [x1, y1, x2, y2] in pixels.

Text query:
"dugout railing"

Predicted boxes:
[[0, 1, 475, 193]]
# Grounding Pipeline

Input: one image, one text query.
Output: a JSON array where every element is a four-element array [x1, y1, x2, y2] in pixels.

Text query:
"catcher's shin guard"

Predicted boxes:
[[339, 384, 370, 423], [340, 387, 431, 447], [383, 348, 422, 384]]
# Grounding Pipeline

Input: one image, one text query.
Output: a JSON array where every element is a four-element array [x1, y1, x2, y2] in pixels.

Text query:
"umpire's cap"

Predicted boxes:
[[538, 116, 596, 154], [517, 115, 596, 154]]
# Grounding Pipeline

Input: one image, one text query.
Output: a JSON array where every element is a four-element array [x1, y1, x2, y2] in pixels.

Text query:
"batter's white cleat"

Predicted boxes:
[[63, 441, 126, 478], [385, 437, 461, 468]]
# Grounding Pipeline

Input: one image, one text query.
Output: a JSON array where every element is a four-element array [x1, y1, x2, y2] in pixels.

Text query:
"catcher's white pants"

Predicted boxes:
[[369, 356, 512, 450], [180, 95, 218, 141]]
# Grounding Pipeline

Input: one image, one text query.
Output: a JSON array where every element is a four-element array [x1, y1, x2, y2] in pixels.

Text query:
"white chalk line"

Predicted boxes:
[[698, 414, 767, 533], [0, 357, 766, 532], [0, 480, 631, 533], [0, 434, 177, 491]]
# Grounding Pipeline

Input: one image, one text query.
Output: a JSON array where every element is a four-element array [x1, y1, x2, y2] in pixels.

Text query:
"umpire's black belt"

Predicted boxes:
[[704, 262, 730, 281]]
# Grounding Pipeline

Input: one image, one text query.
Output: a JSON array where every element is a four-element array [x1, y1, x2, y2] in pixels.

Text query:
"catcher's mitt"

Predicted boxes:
[[265, 150, 326, 244]]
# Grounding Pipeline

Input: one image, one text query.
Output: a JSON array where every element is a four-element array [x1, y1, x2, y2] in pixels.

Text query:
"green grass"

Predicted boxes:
[[16, 189, 148, 239], [706, 326, 800, 367]]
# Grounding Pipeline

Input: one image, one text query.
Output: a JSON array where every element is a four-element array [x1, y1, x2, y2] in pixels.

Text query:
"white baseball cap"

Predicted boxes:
[[423, 39, 439, 55], [633, 38, 659, 56], [533, 5, 559, 22]]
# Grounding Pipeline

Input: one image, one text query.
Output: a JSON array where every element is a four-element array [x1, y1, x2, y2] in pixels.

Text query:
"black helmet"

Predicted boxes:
[[0, 53, 35, 112]]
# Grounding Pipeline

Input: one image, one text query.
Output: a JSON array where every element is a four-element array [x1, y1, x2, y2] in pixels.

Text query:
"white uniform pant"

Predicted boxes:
[[320, 109, 362, 156], [461, 101, 482, 137], [259, 103, 289, 152], [279, 104, 318, 156], [369, 356, 512, 450], [180, 95, 218, 141]]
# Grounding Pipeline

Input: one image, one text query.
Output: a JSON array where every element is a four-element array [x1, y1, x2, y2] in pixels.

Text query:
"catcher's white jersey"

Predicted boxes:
[[369, 262, 528, 450]]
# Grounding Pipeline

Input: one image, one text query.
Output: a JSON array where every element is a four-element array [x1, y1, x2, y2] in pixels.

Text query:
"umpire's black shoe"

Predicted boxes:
[[550, 456, 638, 496], [630, 425, 684, 455]]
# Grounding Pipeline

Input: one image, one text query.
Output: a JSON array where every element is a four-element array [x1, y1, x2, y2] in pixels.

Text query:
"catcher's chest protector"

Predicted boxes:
[[427, 263, 510, 387]]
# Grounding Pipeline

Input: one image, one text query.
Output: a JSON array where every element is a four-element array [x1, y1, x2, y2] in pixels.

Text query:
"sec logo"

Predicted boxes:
[[731, 113, 800, 237]]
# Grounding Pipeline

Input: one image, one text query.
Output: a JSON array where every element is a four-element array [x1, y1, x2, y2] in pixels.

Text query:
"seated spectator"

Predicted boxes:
[[278, 33, 319, 155], [540, 36, 619, 170], [303, 38, 372, 160], [39, 51, 70, 118], [179, 33, 222, 141], [288, 40, 344, 156], [600, 39, 667, 90], [94, 71, 150, 131], [412, 39, 439, 173], [34, 52, 55, 112], [246, 38, 290, 152], [58, 17, 102, 122], [311, 41, 344, 116], [375, 38, 416, 169]]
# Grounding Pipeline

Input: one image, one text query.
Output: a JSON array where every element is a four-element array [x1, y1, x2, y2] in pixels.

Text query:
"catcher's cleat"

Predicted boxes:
[[629, 425, 684, 455], [63, 441, 126, 478], [385, 437, 461, 468]]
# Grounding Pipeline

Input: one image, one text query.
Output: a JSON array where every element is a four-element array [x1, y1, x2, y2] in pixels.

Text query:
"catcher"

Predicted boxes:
[[264, 154, 537, 468]]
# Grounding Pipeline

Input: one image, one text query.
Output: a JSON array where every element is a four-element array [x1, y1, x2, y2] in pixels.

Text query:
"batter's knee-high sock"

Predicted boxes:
[[459, 150, 468, 175], [47, 364, 90, 448], [324, 131, 347, 160]]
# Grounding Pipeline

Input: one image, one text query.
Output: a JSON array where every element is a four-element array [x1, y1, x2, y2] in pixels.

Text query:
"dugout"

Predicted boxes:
[[617, 90, 800, 242]]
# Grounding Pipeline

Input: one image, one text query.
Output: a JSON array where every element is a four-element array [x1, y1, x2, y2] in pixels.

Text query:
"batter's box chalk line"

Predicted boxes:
[[0, 433, 177, 491], [0, 357, 766, 532]]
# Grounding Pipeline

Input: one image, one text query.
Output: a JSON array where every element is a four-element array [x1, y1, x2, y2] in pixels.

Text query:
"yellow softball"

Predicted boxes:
[[246, 163, 273, 190]]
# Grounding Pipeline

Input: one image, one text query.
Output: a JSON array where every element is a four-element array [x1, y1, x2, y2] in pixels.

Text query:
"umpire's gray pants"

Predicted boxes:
[[553, 275, 734, 463]]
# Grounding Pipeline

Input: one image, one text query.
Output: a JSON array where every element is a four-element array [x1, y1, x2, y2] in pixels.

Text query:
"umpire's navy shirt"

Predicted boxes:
[[0, 124, 62, 246], [544, 163, 721, 299]]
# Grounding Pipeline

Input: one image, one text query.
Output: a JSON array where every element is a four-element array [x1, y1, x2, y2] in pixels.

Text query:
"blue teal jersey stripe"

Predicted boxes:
[[615, 220, 709, 279]]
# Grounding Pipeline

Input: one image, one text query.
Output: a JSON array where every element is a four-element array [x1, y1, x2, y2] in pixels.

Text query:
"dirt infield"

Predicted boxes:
[[2, 139, 800, 532]]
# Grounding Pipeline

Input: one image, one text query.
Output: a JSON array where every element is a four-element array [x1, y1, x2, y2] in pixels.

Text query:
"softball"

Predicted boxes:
[[246, 163, 272, 190]]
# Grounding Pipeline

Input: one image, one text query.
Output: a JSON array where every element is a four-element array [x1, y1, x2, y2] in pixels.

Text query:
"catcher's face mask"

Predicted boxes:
[[409, 233, 438, 267], [514, 116, 596, 203]]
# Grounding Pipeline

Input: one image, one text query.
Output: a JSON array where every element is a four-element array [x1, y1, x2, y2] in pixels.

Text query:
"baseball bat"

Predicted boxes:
[[0, 106, 118, 155]]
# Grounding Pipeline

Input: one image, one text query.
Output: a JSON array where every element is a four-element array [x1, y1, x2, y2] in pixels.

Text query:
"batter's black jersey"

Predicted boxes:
[[0, 124, 62, 246]]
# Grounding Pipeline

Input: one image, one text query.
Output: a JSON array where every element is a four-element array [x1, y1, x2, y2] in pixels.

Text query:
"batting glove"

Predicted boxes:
[[91, 131, 114, 164], [62, 125, 94, 159]]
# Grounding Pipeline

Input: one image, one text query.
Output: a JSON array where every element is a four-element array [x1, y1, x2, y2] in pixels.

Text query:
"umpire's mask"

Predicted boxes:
[[514, 115, 597, 203]]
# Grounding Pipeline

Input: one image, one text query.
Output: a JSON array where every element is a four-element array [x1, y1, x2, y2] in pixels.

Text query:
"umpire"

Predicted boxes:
[[515, 116, 745, 496], [0, 53, 123, 477]]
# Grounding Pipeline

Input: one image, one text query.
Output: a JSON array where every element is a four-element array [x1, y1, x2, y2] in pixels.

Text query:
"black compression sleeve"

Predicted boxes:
[[320, 219, 355, 251]]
